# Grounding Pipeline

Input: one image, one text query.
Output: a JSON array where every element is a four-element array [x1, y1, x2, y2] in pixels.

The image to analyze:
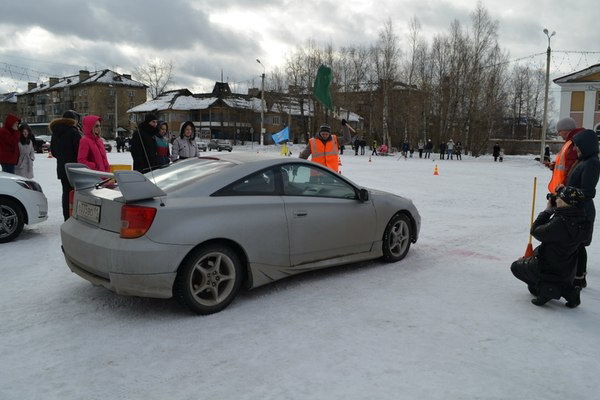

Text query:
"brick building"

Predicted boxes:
[[17, 69, 146, 138], [0, 92, 18, 126]]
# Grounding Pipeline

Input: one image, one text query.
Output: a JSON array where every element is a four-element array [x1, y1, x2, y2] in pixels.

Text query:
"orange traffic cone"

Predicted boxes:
[[433, 164, 439, 175], [47, 151, 53, 158], [338, 158, 342, 174], [369, 156, 372, 162]]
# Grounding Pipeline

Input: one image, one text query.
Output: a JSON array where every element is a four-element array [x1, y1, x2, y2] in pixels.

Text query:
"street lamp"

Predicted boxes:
[[256, 59, 265, 146], [540, 28, 555, 162], [108, 84, 118, 139]]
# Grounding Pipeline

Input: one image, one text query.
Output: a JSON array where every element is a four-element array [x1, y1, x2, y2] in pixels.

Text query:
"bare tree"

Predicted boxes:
[[133, 59, 174, 99]]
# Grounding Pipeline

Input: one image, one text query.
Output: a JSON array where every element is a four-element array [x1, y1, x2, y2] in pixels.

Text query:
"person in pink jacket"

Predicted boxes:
[[78, 115, 109, 172]]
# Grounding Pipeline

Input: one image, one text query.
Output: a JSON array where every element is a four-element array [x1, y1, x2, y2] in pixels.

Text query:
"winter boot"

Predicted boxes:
[[531, 283, 561, 306], [527, 284, 539, 296], [573, 274, 587, 289], [563, 286, 581, 309]]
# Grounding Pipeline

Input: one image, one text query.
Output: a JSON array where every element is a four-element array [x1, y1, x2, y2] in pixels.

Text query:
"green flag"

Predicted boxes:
[[313, 64, 333, 111]]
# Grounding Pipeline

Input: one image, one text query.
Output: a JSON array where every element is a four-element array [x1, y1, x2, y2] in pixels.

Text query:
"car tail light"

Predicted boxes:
[[68, 190, 74, 217], [120, 205, 157, 239]]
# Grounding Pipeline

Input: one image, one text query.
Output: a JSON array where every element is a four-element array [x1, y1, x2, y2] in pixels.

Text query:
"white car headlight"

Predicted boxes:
[[16, 180, 44, 193]]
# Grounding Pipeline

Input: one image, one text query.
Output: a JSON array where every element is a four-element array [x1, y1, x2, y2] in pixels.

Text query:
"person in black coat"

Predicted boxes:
[[493, 143, 501, 161], [50, 110, 81, 221], [130, 114, 159, 173], [439, 141, 447, 160], [511, 186, 591, 307], [567, 129, 600, 288]]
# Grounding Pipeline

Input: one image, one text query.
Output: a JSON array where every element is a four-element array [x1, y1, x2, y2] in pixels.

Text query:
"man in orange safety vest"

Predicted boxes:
[[299, 124, 351, 173], [547, 117, 585, 193]]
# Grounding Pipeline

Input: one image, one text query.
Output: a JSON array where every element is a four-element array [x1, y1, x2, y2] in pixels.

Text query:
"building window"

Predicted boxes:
[[597, 92, 600, 111], [109, 89, 115, 96], [128, 90, 135, 97], [271, 115, 281, 125]]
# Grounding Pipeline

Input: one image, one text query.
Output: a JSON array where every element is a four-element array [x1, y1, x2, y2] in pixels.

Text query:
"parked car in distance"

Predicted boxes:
[[196, 140, 208, 152], [208, 139, 232, 152], [33, 135, 52, 153], [60, 154, 421, 315], [0, 172, 48, 243]]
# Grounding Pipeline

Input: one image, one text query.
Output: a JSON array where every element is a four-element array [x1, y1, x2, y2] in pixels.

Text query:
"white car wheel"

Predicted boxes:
[[0, 198, 25, 243]]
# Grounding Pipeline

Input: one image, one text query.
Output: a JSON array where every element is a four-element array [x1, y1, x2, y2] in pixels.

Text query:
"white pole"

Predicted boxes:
[[540, 29, 555, 162]]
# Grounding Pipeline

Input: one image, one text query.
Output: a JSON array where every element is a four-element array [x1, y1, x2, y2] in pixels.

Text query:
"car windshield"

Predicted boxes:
[[148, 158, 235, 192]]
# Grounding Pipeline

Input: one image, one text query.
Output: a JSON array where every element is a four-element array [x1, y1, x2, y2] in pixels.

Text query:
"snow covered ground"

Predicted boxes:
[[1, 147, 599, 400]]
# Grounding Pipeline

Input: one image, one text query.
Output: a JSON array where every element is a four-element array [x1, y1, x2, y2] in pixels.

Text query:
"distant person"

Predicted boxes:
[[492, 143, 500, 162], [299, 124, 350, 172], [50, 110, 82, 221], [424, 139, 433, 159], [567, 129, 600, 289], [547, 117, 584, 193], [116, 136, 125, 152], [418, 139, 424, 158], [154, 121, 171, 167], [78, 115, 109, 172], [15, 123, 35, 179], [544, 145, 551, 163], [455, 141, 463, 160], [130, 114, 158, 173], [439, 141, 447, 160], [371, 139, 378, 156], [447, 139, 455, 160], [511, 186, 590, 308], [353, 136, 360, 156], [0, 113, 21, 173], [359, 138, 366, 155], [171, 121, 198, 161], [401, 140, 409, 158]]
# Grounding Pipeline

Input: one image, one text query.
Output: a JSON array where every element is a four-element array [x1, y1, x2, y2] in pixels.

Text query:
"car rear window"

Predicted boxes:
[[149, 159, 235, 192]]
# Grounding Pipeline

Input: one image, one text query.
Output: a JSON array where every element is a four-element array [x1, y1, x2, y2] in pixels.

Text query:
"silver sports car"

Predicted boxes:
[[61, 154, 420, 314]]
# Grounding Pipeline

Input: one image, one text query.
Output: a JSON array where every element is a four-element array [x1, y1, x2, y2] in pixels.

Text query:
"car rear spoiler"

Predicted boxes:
[[65, 163, 167, 202]]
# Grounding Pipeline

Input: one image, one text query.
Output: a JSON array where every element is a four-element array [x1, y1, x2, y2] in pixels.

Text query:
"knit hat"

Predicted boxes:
[[319, 125, 331, 133], [556, 117, 576, 132], [62, 110, 80, 122], [558, 186, 585, 206], [144, 114, 158, 123]]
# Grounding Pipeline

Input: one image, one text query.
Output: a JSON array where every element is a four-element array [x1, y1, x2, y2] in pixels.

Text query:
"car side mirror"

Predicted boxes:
[[359, 188, 369, 202]]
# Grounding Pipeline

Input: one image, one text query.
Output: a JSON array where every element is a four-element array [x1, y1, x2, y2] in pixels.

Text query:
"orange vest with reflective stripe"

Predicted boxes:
[[548, 139, 573, 193], [309, 135, 339, 172]]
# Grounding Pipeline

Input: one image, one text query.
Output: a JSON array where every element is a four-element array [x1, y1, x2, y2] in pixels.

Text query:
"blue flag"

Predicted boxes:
[[271, 126, 290, 144]]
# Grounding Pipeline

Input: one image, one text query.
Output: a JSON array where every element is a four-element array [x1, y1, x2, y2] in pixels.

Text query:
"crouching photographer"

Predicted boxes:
[[511, 186, 591, 308]]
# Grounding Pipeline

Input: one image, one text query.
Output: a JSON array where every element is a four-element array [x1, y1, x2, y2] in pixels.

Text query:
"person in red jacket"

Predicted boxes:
[[0, 114, 21, 174], [546, 117, 585, 193], [77, 115, 109, 172]]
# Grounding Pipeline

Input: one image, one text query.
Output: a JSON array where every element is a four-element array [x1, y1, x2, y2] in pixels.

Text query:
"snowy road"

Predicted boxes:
[[1, 149, 599, 399]]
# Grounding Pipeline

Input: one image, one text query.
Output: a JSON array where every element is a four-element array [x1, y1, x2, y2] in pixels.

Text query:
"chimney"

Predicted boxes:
[[49, 77, 59, 86], [28, 82, 37, 91], [122, 74, 131, 80], [79, 70, 90, 81]]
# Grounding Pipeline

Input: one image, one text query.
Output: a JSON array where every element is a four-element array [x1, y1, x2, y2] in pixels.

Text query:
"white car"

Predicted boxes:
[[0, 172, 48, 243]]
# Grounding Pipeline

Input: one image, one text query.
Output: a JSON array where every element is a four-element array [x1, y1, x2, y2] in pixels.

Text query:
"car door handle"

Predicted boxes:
[[293, 210, 308, 217]]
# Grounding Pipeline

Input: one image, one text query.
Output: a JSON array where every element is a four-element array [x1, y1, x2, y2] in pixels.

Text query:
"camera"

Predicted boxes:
[[546, 187, 564, 207]]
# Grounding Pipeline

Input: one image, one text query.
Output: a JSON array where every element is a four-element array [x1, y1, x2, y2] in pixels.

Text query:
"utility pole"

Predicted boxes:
[[541, 28, 555, 162], [257, 59, 265, 146]]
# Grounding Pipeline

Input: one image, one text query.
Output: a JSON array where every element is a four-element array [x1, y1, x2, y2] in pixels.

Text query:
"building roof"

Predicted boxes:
[[0, 92, 17, 103], [127, 84, 264, 113], [21, 69, 146, 94], [554, 63, 600, 84]]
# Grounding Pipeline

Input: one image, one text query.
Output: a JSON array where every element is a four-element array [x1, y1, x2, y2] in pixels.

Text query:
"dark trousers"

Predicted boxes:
[[1, 163, 15, 174], [418, 149, 423, 158], [61, 178, 73, 221]]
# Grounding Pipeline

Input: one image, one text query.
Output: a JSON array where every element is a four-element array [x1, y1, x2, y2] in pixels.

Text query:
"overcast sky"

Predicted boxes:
[[0, 0, 598, 96]]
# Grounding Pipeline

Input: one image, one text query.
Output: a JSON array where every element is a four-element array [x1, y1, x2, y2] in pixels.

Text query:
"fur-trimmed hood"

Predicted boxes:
[[49, 117, 78, 134]]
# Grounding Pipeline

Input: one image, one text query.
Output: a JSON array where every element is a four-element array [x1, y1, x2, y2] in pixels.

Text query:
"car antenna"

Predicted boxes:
[[131, 120, 165, 207]]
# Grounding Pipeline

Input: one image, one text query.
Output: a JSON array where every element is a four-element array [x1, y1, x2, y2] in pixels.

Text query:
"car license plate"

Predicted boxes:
[[77, 201, 100, 223]]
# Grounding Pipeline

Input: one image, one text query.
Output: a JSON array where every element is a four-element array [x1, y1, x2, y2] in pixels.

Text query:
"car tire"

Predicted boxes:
[[0, 198, 25, 243], [381, 213, 412, 262], [173, 244, 243, 314]]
